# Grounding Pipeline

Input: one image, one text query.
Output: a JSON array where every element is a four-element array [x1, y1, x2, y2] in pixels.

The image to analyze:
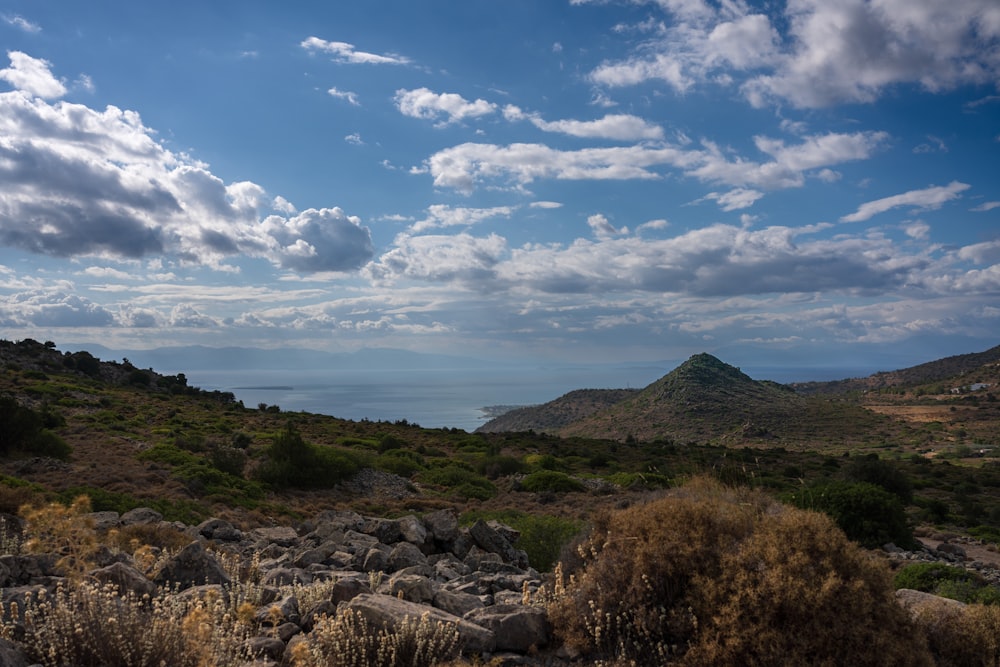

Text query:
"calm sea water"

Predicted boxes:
[[176, 364, 871, 432]]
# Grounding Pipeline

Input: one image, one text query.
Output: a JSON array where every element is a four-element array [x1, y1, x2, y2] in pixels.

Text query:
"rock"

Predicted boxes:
[[244, 636, 286, 661], [331, 576, 372, 605], [302, 600, 337, 631], [196, 518, 242, 542], [469, 520, 525, 567], [251, 526, 300, 548], [275, 621, 301, 642], [363, 518, 402, 545], [465, 604, 550, 653], [937, 543, 967, 559], [388, 542, 427, 572], [256, 595, 300, 626], [433, 588, 486, 617], [0, 637, 30, 667], [398, 515, 428, 545], [895, 588, 967, 620], [344, 593, 495, 654], [86, 511, 121, 531], [119, 507, 163, 526], [89, 562, 156, 598], [425, 509, 459, 543], [388, 574, 437, 603], [362, 548, 388, 573], [261, 567, 312, 587], [151, 541, 230, 590]]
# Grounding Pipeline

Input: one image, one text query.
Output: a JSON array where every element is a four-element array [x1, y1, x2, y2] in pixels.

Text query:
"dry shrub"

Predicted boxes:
[[547, 476, 932, 666], [0, 581, 253, 667], [292, 609, 460, 667], [20, 496, 99, 576], [914, 603, 1000, 666]]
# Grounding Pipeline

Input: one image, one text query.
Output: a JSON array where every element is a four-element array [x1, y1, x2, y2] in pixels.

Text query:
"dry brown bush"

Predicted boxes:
[[914, 603, 1000, 666], [547, 476, 933, 666]]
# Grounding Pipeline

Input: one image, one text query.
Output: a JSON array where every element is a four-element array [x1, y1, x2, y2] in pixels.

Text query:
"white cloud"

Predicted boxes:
[[425, 131, 886, 194], [511, 109, 665, 141], [704, 188, 765, 211], [530, 201, 564, 209], [395, 88, 496, 126], [0, 56, 375, 273], [301, 37, 411, 65], [587, 213, 626, 240], [327, 87, 360, 105], [903, 221, 930, 240], [366, 233, 507, 284], [580, 0, 1000, 109], [3, 15, 40, 33], [344, 133, 364, 145], [971, 201, 1000, 212], [410, 204, 515, 233], [840, 181, 971, 222], [0, 51, 66, 99]]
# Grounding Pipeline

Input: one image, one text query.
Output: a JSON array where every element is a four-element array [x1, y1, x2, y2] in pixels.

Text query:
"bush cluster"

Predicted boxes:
[[254, 424, 360, 490], [547, 477, 929, 666]]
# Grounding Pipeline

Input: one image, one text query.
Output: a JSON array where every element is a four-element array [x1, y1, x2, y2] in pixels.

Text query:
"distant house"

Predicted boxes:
[[951, 382, 992, 394]]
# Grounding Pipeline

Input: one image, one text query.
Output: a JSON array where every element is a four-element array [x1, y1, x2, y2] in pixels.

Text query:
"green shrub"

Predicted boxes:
[[547, 477, 929, 666], [461, 510, 583, 572], [787, 480, 916, 549], [606, 471, 671, 490], [253, 424, 361, 490], [519, 470, 584, 493], [845, 455, 914, 504], [0, 396, 70, 459], [477, 455, 525, 479], [894, 562, 1000, 604], [416, 465, 496, 500]]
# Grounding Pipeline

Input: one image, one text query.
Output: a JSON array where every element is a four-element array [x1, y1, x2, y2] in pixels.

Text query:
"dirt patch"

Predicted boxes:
[[917, 537, 1000, 568], [866, 405, 976, 423]]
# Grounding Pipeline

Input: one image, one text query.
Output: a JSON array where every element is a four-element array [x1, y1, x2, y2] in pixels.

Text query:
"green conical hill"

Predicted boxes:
[[559, 353, 803, 442]]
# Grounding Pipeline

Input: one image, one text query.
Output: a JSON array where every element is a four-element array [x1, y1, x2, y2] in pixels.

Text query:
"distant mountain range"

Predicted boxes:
[[62, 343, 500, 373]]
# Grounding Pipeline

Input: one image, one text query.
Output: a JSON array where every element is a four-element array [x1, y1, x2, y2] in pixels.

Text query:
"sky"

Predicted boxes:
[[0, 0, 998, 375]]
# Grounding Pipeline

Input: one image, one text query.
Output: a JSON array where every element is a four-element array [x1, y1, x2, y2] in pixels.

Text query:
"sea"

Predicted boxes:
[[174, 363, 872, 433]]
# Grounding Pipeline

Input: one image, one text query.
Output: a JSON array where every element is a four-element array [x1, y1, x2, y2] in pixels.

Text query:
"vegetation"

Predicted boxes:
[[547, 477, 929, 666]]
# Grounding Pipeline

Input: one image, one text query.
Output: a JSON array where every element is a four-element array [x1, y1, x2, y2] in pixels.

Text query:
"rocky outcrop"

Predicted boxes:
[[10, 506, 553, 665]]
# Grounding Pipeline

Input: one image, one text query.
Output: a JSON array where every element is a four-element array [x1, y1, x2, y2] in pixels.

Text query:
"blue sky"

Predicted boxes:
[[0, 0, 998, 374]]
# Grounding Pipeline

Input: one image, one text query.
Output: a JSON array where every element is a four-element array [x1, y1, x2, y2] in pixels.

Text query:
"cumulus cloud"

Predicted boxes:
[[0, 53, 374, 273], [0, 51, 66, 98], [300, 37, 411, 65], [840, 181, 971, 222], [425, 130, 886, 194], [587, 213, 627, 240], [581, 0, 1000, 109], [410, 204, 515, 233], [702, 188, 765, 211], [0, 291, 115, 327], [395, 88, 496, 126], [504, 106, 664, 141], [365, 221, 929, 299], [366, 232, 507, 284]]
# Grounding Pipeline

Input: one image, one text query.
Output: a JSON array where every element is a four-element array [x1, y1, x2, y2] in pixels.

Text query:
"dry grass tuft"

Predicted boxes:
[[292, 609, 461, 667], [0, 581, 253, 667]]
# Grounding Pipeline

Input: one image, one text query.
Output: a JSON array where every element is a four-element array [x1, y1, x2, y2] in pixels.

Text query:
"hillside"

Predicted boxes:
[[475, 388, 638, 434], [792, 344, 1000, 395], [557, 353, 806, 442]]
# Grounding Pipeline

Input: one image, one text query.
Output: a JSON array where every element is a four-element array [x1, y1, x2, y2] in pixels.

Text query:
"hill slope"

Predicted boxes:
[[558, 353, 804, 442], [476, 388, 638, 434], [792, 344, 1000, 395]]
